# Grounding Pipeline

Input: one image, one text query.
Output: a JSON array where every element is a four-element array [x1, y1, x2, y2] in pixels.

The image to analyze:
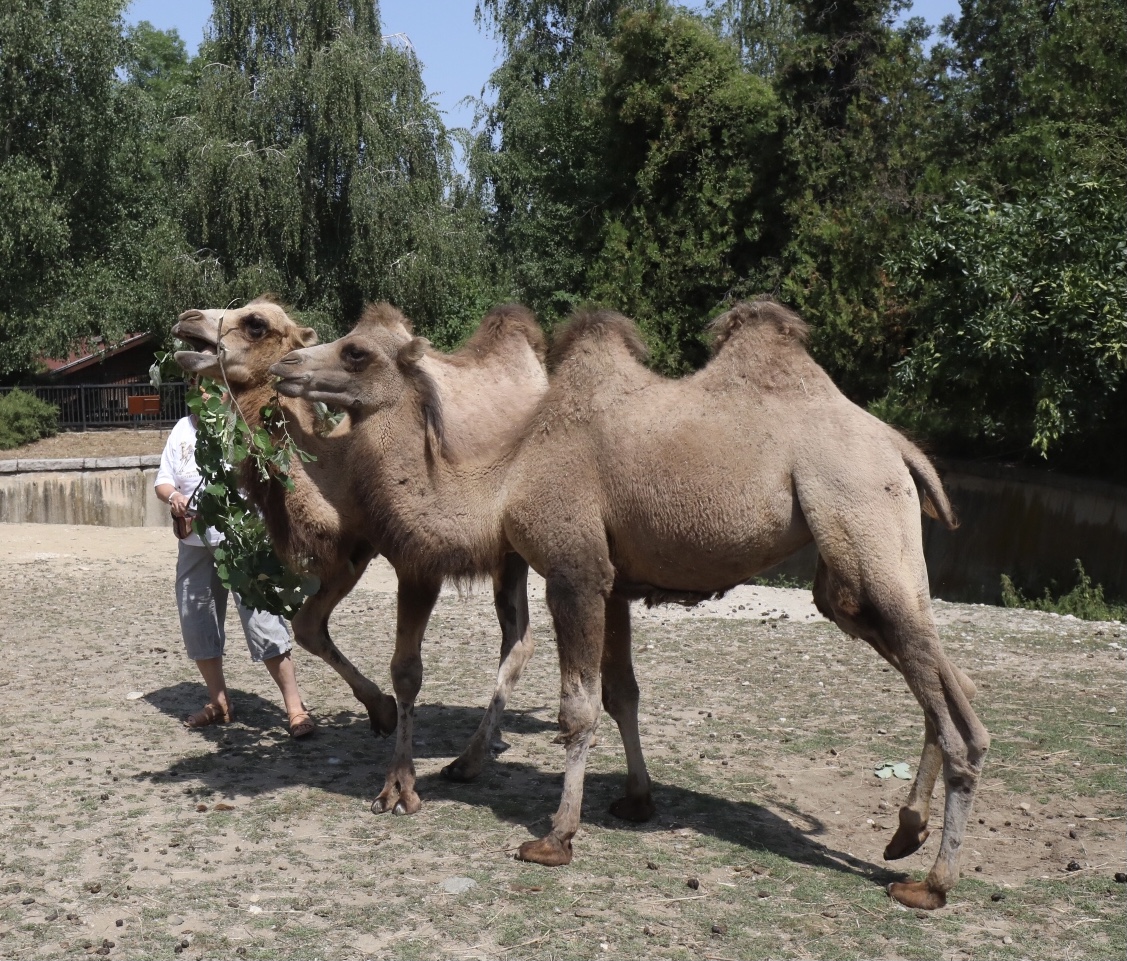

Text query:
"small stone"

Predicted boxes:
[[1002, 936, 1013, 945], [991, 892, 1005, 902], [974, 866, 983, 872], [757, 890, 770, 898], [1066, 860, 1082, 872], [821, 910, 838, 919], [66, 913, 79, 921], [236, 949, 247, 956], [915, 911, 928, 920], [87, 883, 102, 893], [103, 940, 115, 948], [574, 908, 595, 918], [642, 926, 652, 936], [180, 939, 190, 948], [195, 804, 208, 813], [1018, 802, 1030, 813], [1068, 829, 1078, 839], [46, 910, 59, 921], [116, 919, 124, 927], [21, 897, 35, 905], [1113, 872, 1127, 883], [686, 877, 700, 890], [711, 922, 727, 934], [440, 876, 477, 894], [646, 861, 658, 871]]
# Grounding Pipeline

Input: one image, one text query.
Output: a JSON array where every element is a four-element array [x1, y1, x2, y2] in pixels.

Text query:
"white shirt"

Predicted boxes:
[[155, 415, 223, 547]]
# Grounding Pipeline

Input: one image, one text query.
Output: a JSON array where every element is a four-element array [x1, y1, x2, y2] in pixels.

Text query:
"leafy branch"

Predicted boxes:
[[186, 380, 320, 619]]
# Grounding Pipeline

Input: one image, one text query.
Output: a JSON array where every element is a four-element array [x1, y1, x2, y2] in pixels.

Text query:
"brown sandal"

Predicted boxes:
[[185, 703, 233, 729], [288, 710, 316, 739]]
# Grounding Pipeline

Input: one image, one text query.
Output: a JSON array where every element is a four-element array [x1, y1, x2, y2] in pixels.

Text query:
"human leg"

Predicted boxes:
[[234, 593, 314, 737], [175, 542, 232, 726]]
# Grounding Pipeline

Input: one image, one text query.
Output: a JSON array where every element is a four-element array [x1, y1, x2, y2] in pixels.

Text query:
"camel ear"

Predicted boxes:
[[299, 326, 318, 347], [396, 337, 431, 370]]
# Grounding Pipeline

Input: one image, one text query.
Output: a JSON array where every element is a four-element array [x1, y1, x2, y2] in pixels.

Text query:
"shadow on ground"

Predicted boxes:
[[137, 687, 902, 894]]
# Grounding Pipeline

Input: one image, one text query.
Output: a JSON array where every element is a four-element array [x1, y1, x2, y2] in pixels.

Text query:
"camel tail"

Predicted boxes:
[[897, 436, 959, 530]]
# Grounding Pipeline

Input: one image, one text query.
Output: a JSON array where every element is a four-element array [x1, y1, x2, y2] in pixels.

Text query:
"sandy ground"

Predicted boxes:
[[0, 524, 1123, 959]]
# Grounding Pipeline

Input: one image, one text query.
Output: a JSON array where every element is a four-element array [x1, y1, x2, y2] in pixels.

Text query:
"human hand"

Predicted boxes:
[[169, 492, 191, 518]]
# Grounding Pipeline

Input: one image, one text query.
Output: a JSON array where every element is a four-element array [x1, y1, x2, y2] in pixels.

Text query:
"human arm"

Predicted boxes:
[[155, 483, 192, 517]]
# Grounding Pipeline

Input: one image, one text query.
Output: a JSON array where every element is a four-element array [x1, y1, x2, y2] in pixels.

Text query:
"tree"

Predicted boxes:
[[169, 0, 493, 344], [0, 0, 178, 376]]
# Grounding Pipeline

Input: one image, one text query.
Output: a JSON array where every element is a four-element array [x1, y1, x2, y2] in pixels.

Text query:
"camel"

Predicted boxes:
[[270, 297, 988, 910], [172, 298, 549, 809]]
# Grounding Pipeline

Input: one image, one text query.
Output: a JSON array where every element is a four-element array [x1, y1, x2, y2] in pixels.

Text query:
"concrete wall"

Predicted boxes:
[[0, 456, 170, 529]]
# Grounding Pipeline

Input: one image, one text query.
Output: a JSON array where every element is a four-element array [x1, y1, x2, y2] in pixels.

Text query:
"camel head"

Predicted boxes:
[[173, 297, 318, 388], [270, 303, 418, 413]]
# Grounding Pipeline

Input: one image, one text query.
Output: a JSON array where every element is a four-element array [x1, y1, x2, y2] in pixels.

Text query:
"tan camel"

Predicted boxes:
[[271, 298, 987, 910], [173, 298, 549, 808]]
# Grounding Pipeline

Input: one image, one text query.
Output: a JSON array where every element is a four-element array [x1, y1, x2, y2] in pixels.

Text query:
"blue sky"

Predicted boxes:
[[124, 1, 962, 132]]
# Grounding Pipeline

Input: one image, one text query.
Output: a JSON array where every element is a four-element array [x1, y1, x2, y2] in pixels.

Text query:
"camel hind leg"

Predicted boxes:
[[602, 594, 655, 823], [812, 553, 988, 910], [442, 552, 536, 782], [517, 559, 613, 867], [291, 553, 398, 736]]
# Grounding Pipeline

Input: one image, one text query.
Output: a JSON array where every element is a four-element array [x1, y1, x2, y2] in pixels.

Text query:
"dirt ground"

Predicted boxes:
[[0, 523, 1123, 960], [0, 430, 170, 461]]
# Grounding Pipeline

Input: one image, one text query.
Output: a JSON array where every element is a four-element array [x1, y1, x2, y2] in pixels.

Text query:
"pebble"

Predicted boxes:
[[440, 876, 477, 895], [45, 910, 59, 921], [1066, 860, 1082, 872], [991, 892, 1005, 902], [711, 923, 727, 934], [646, 861, 657, 871], [1114, 872, 1127, 884], [21, 897, 35, 905], [686, 877, 700, 890], [1003, 935, 1013, 945], [87, 883, 102, 894]]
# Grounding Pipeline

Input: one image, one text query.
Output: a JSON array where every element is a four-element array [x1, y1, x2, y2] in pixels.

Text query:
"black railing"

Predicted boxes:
[[0, 383, 189, 430]]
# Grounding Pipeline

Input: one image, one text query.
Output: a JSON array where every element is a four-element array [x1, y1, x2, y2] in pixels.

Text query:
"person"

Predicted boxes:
[[154, 391, 316, 738]]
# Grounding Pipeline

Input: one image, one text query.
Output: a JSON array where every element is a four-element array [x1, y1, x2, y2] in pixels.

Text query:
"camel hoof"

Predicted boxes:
[[884, 825, 930, 861], [516, 835, 573, 866], [609, 794, 656, 823], [888, 879, 947, 911], [371, 788, 398, 815], [392, 791, 422, 816], [440, 757, 482, 783], [368, 695, 398, 738]]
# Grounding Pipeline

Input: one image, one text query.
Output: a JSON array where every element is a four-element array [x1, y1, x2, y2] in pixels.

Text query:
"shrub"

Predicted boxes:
[[0, 389, 59, 450], [1001, 560, 1126, 622]]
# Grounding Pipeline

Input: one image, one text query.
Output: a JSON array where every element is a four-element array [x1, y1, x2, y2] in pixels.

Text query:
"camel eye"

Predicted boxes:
[[342, 344, 370, 366], [244, 315, 268, 339]]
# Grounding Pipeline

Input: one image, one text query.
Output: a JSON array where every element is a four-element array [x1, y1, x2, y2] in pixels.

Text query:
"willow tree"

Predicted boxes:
[[0, 0, 176, 376], [169, 0, 491, 343]]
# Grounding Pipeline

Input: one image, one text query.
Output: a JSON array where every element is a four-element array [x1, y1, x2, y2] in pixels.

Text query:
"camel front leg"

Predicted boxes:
[[601, 595, 655, 823], [291, 554, 398, 736], [517, 570, 605, 867], [371, 574, 442, 817], [443, 552, 535, 782]]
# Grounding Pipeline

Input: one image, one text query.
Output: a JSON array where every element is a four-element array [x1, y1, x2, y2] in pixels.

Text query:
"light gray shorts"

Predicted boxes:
[[175, 542, 292, 662]]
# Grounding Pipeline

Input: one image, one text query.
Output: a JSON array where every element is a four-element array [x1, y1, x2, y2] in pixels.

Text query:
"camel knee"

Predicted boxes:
[[390, 654, 423, 701], [557, 689, 600, 745]]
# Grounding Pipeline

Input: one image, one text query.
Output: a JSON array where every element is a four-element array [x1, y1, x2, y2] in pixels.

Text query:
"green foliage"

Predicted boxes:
[[168, 0, 495, 345], [1001, 561, 1126, 622], [0, 389, 59, 450], [187, 382, 319, 618], [886, 172, 1126, 466]]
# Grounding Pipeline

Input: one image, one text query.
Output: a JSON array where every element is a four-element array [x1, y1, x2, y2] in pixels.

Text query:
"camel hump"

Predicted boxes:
[[547, 309, 648, 372], [707, 297, 810, 355], [358, 302, 414, 336], [463, 303, 546, 363], [895, 434, 959, 530]]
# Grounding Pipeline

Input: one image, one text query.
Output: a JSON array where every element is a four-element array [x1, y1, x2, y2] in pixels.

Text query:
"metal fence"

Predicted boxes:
[[0, 382, 189, 430]]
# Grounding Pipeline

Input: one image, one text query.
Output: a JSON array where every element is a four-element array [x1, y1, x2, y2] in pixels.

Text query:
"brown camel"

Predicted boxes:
[[173, 298, 549, 809], [271, 298, 988, 910]]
